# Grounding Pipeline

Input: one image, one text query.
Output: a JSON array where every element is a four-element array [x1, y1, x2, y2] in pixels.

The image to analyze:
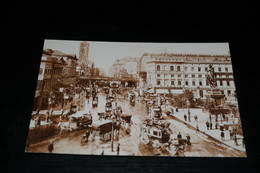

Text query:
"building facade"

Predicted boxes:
[[139, 53, 236, 102], [109, 57, 140, 78], [33, 49, 77, 111]]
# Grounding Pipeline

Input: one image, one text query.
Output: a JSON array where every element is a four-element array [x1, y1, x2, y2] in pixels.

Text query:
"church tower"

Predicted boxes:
[[79, 42, 89, 64]]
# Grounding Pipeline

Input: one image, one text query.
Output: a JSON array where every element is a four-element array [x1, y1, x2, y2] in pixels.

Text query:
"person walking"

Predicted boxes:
[[184, 114, 187, 121], [209, 122, 213, 130], [177, 132, 182, 140], [215, 122, 219, 129], [117, 143, 120, 156], [37, 116, 41, 126], [229, 130, 233, 140], [101, 147, 104, 155], [234, 134, 238, 146], [186, 134, 191, 145], [221, 131, 225, 141], [196, 124, 199, 133], [194, 114, 198, 122], [48, 141, 54, 153], [188, 110, 191, 122], [206, 121, 210, 130], [45, 111, 49, 123], [85, 130, 90, 142], [59, 109, 63, 122]]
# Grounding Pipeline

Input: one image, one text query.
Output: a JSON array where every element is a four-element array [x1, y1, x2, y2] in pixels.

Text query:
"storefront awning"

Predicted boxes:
[[170, 89, 183, 94], [147, 88, 154, 93], [156, 89, 169, 94]]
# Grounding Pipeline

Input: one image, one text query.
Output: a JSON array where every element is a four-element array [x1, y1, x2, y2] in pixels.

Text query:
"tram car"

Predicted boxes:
[[77, 113, 93, 128], [68, 112, 93, 130], [140, 119, 172, 149]]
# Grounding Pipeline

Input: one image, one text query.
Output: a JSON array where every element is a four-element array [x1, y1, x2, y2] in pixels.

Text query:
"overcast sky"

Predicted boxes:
[[43, 39, 230, 73]]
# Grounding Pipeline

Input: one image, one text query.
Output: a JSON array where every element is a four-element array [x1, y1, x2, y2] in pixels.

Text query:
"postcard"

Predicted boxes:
[[25, 40, 246, 157]]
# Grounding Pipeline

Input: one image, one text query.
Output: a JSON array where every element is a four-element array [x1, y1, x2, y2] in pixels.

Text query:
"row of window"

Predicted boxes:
[[156, 80, 233, 87], [156, 65, 231, 72], [155, 74, 233, 79], [156, 65, 181, 71]]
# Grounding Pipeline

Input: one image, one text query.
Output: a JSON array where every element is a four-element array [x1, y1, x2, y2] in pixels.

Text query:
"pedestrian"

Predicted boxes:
[[221, 131, 225, 141], [101, 147, 104, 155], [177, 132, 182, 139], [45, 111, 49, 122], [209, 122, 213, 130], [242, 137, 245, 148], [85, 130, 90, 142], [229, 130, 233, 140], [234, 134, 238, 146], [37, 116, 41, 126], [206, 121, 210, 130], [188, 110, 191, 122], [184, 114, 187, 121], [48, 141, 54, 153], [176, 107, 178, 112], [220, 125, 224, 131], [177, 132, 182, 142], [186, 134, 191, 145], [196, 124, 199, 133], [194, 114, 198, 122], [117, 143, 120, 156], [215, 122, 219, 129]]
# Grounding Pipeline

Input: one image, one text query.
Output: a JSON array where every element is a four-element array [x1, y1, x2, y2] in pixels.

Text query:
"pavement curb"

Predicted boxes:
[[167, 114, 245, 153]]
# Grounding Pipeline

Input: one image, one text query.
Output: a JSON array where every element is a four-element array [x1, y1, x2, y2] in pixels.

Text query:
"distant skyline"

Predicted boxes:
[[43, 40, 230, 73]]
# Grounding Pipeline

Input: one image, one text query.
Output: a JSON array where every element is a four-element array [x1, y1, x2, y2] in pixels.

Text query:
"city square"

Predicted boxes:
[[25, 40, 246, 157]]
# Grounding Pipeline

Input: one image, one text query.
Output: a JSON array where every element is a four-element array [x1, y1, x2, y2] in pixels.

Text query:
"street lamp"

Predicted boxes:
[[111, 114, 116, 152]]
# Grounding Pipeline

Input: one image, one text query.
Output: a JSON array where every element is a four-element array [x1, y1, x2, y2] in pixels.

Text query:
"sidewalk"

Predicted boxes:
[[166, 107, 246, 152]]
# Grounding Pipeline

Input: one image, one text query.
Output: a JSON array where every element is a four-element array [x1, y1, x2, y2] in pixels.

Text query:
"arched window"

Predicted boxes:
[[170, 66, 174, 71], [157, 65, 160, 71], [177, 66, 181, 71]]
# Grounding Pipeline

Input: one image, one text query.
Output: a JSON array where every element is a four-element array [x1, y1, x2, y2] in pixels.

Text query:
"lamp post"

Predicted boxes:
[[111, 114, 116, 152]]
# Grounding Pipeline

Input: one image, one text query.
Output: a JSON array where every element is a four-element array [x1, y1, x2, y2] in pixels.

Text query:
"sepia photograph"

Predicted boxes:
[[25, 40, 246, 157]]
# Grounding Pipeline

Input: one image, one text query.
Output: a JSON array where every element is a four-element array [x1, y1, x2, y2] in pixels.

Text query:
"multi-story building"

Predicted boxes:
[[33, 49, 77, 111], [109, 57, 140, 78], [50, 50, 77, 86], [139, 53, 236, 102]]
